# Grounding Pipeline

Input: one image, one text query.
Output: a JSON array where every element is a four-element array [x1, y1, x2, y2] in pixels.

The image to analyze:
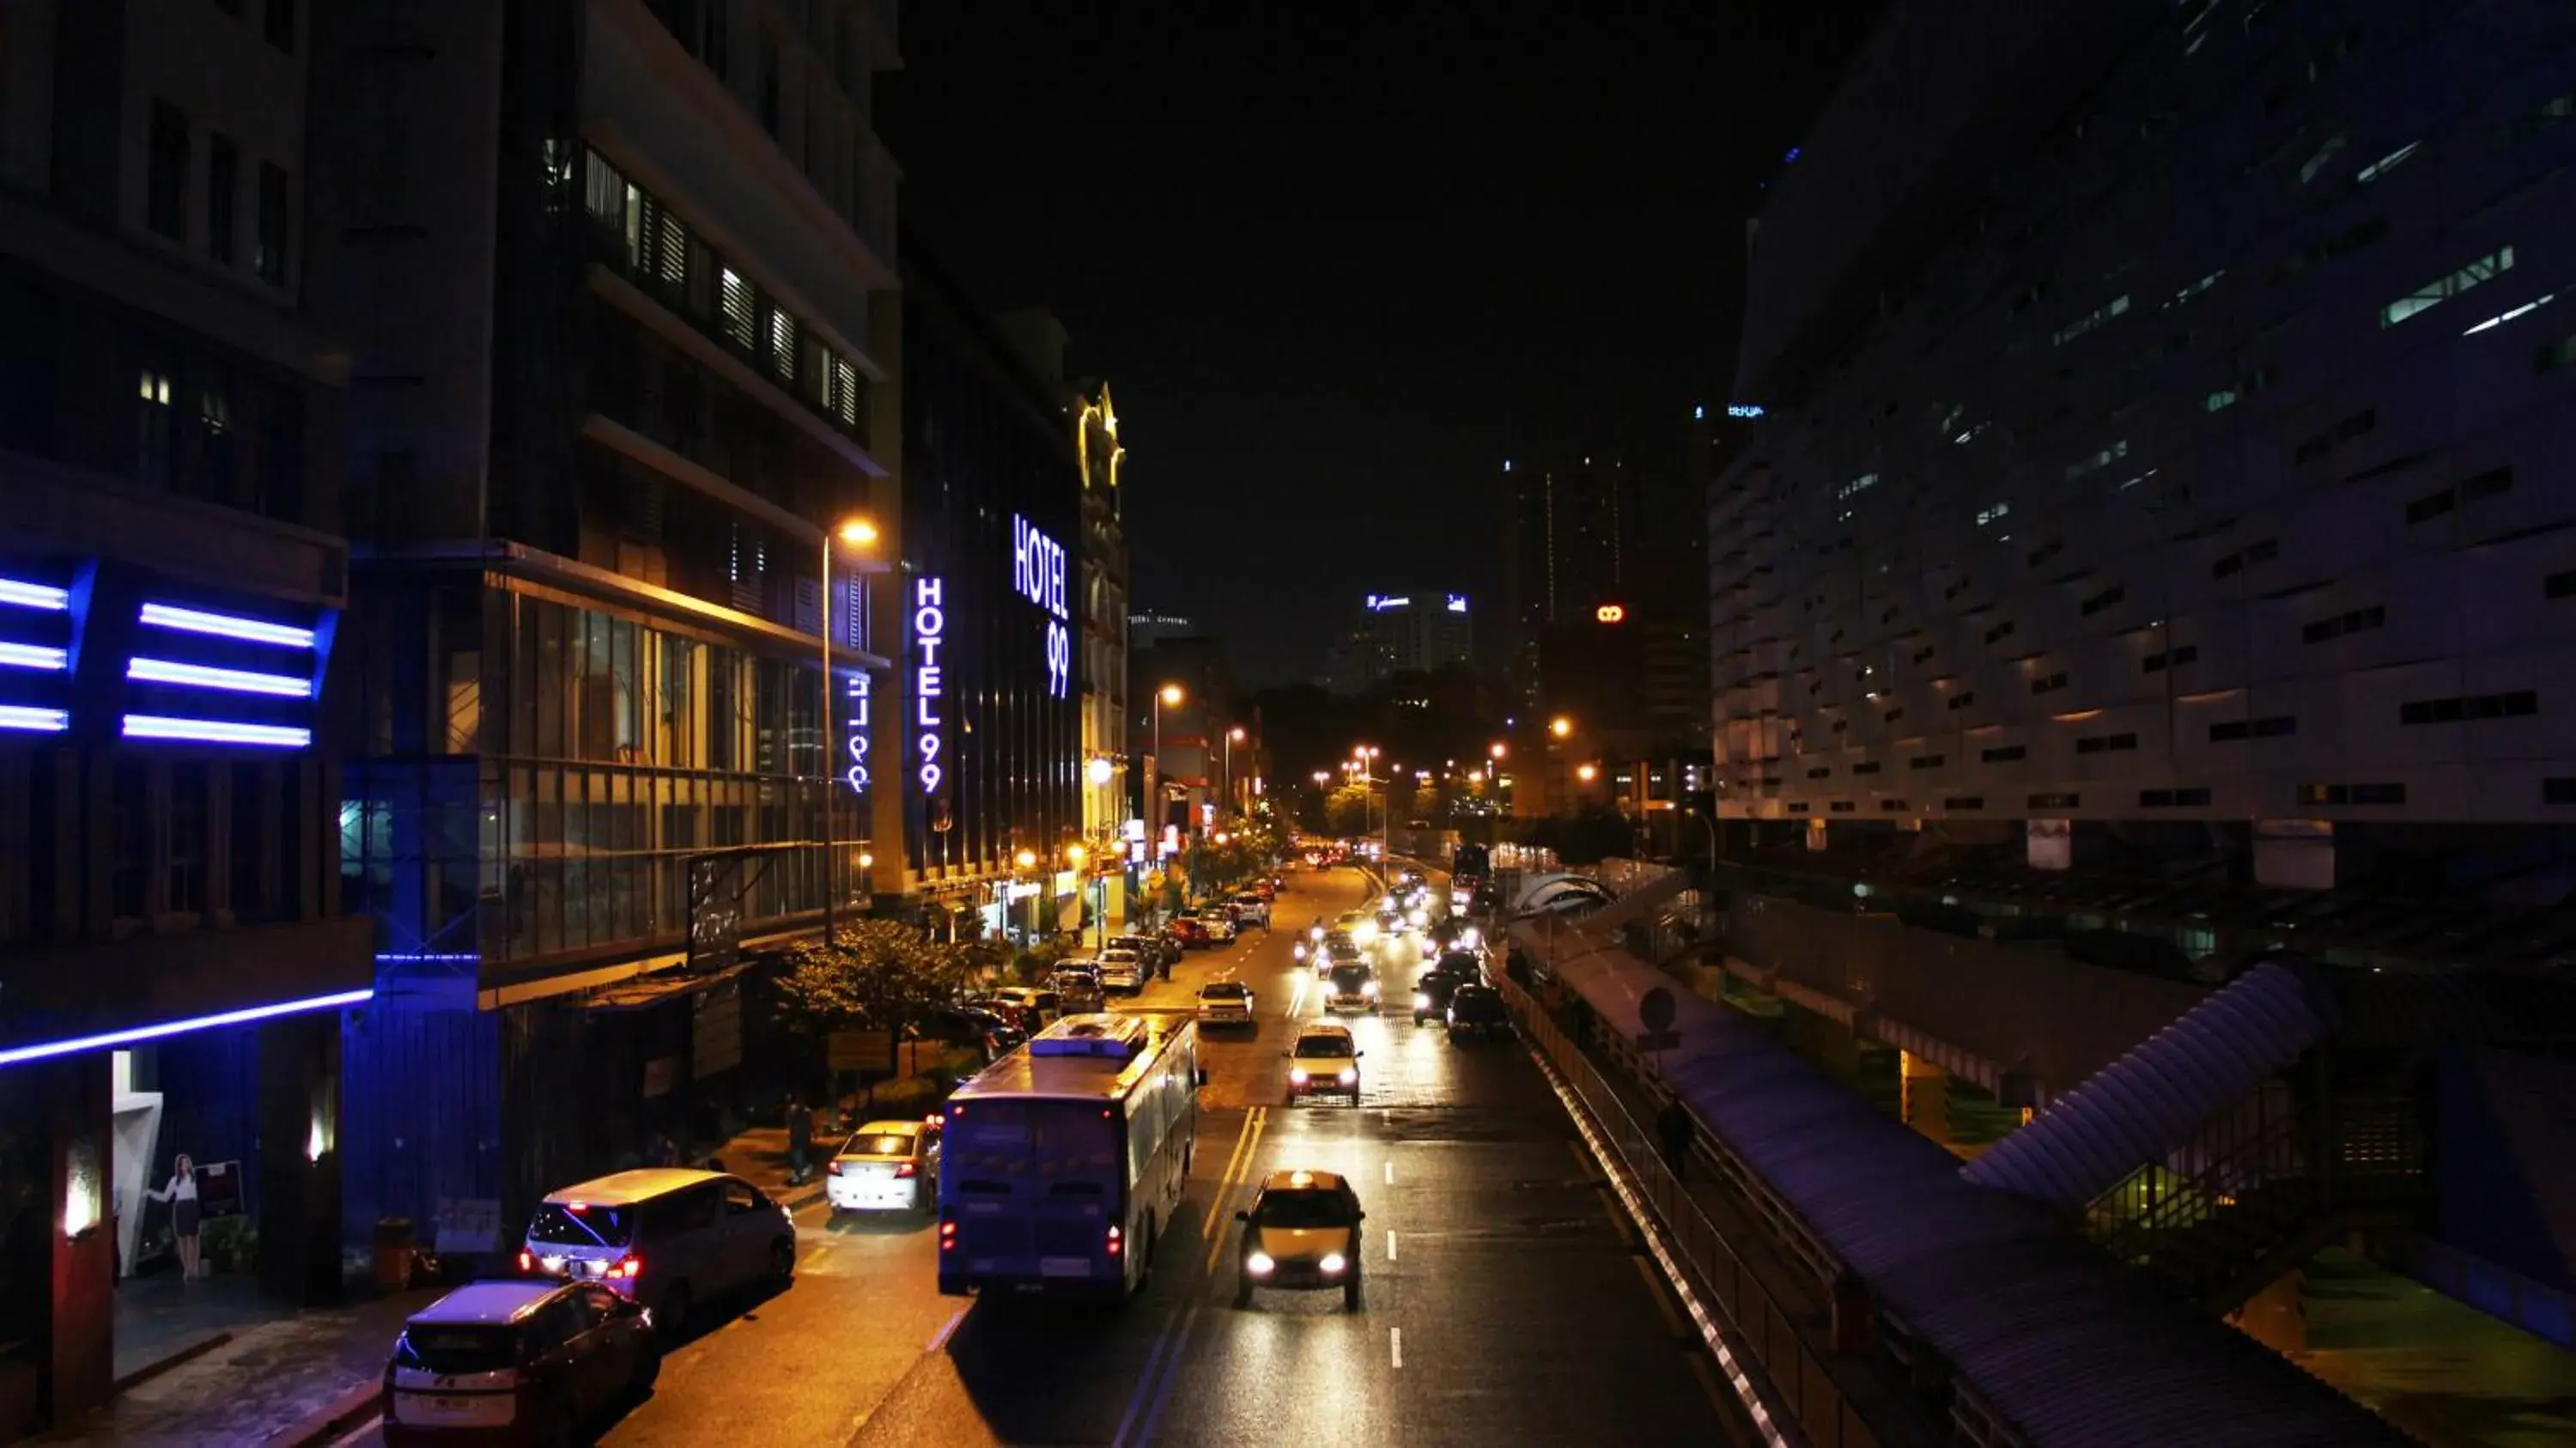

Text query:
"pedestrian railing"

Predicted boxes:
[[1492, 966, 1887, 1448]]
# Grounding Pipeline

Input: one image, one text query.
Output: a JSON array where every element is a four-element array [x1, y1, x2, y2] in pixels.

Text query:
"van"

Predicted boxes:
[[519, 1169, 793, 1337]]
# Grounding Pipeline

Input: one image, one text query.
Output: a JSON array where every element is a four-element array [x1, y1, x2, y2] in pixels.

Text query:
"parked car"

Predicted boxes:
[[1047, 964, 1105, 1009], [381, 1278, 658, 1445], [1230, 893, 1271, 928], [518, 1169, 793, 1339], [1169, 917, 1215, 951], [1096, 949, 1146, 995], [1108, 933, 1176, 978], [979, 987, 1060, 1032], [826, 1118, 942, 1215]]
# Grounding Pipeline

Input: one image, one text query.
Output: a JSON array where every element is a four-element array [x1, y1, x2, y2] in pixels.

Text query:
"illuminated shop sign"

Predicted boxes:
[[1365, 594, 1412, 611], [1012, 514, 1072, 700], [1727, 405, 1767, 419], [842, 668, 872, 794], [1445, 594, 1467, 613], [914, 579, 947, 797]]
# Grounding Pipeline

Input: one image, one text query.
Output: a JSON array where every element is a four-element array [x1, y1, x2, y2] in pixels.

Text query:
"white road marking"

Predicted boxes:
[[1389, 1326, 1404, 1368], [1383, 1158, 1395, 1185], [927, 1304, 969, 1353], [1385, 1230, 1398, 1262]]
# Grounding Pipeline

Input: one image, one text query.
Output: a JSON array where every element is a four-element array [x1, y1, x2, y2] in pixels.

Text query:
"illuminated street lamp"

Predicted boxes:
[[1224, 725, 1248, 816], [1490, 741, 1507, 760], [1311, 770, 1330, 785], [1014, 848, 1039, 870], [1151, 684, 1186, 837], [1577, 763, 1600, 783], [1549, 716, 1573, 739], [1066, 843, 1089, 867], [820, 514, 881, 946], [1086, 756, 1116, 787]]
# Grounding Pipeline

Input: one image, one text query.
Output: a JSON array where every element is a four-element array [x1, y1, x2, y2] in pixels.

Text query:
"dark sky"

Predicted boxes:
[[882, 2, 1884, 686]]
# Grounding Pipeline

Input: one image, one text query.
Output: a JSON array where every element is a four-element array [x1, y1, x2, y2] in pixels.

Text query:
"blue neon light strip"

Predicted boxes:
[[0, 579, 70, 611], [123, 715, 313, 747], [138, 602, 317, 650], [0, 642, 69, 672], [0, 988, 374, 1069], [0, 706, 70, 733], [128, 656, 314, 698]]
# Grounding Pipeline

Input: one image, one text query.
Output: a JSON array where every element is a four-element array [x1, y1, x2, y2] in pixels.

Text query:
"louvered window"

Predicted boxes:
[[720, 267, 756, 350]]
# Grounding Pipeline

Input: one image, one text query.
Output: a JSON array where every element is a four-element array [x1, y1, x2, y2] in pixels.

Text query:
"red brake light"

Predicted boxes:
[[894, 1162, 916, 1178], [516, 1250, 533, 1274], [1105, 1224, 1123, 1257], [939, 1219, 958, 1253], [611, 1255, 641, 1280]]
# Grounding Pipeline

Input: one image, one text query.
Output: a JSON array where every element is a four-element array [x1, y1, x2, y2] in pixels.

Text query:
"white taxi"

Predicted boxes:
[[1284, 1024, 1363, 1104]]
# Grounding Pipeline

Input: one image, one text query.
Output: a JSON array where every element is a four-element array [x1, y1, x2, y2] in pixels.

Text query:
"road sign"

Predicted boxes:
[[1637, 1029, 1681, 1052], [1637, 986, 1677, 1034]]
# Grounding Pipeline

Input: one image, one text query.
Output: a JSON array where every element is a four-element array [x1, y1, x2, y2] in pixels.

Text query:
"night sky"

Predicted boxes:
[[883, 2, 1885, 685]]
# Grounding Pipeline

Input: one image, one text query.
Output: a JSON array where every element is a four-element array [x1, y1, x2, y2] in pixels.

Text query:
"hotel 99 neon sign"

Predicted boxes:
[[913, 578, 948, 798], [1012, 514, 1072, 700]]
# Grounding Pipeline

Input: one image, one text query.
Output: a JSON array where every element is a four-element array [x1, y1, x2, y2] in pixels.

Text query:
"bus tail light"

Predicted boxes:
[[1105, 1224, 1123, 1258], [938, 1218, 958, 1253]]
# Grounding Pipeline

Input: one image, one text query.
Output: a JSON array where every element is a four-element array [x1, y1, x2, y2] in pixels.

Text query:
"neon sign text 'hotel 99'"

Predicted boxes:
[[914, 578, 946, 796]]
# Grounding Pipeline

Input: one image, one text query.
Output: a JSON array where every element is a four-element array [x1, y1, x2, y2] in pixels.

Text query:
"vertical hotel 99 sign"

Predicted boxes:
[[1012, 514, 1072, 699], [913, 577, 947, 806]]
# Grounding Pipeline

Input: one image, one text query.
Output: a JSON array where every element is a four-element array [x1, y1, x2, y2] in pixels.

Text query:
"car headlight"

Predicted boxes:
[[1319, 1253, 1347, 1275], [1410, 910, 1427, 927], [1353, 923, 1377, 945], [1310, 926, 1325, 941], [1337, 1068, 1357, 1086], [1413, 992, 1431, 1009], [1246, 1251, 1275, 1276], [1362, 981, 1379, 996], [1289, 1068, 1309, 1084]]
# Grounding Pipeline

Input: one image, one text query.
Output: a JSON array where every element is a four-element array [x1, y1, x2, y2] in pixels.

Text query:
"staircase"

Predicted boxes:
[[2084, 1074, 2426, 1312]]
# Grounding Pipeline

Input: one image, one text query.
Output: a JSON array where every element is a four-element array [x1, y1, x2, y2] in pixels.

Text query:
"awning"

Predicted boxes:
[[586, 963, 751, 1013], [1570, 868, 1695, 935]]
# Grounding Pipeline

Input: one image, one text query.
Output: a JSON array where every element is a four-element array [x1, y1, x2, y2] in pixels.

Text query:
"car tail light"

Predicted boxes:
[[895, 1162, 917, 1178], [829, 1159, 844, 1177], [1105, 1224, 1123, 1258], [516, 1249, 533, 1273], [610, 1255, 642, 1280], [939, 1218, 958, 1253]]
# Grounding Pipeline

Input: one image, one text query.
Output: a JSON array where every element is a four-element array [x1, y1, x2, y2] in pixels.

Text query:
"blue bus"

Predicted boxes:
[[937, 1013, 1200, 1302]]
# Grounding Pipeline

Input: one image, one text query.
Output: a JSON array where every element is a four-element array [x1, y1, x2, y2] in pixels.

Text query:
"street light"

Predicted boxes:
[[1549, 716, 1573, 739], [1224, 725, 1247, 817], [1014, 848, 1039, 870], [819, 514, 880, 946], [1311, 770, 1330, 786], [1086, 756, 1117, 787], [1490, 741, 1507, 760], [1066, 843, 1088, 867], [1577, 763, 1600, 782], [1151, 684, 1185, 839]]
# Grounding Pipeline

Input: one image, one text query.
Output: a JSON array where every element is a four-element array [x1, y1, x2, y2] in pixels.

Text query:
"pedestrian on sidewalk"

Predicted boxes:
[[146, 1153, 203, 1281], [785, 1093, 813, 1186], [1656, 1098, 1695, 1183]]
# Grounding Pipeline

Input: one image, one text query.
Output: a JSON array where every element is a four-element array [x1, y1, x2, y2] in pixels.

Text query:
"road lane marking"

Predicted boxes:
[[1383, 1158, 1395, 1185], [1286, 975, 1309, 1018], [1201, 1107, 1268, 1276], [1124, 1302, 1204, 1448], [1109, 1305, 1192, 1448], [927, 1304, 969, 1354], [1385, 1230, 1397, 1262], [1389, 1327, 1404, 1368]]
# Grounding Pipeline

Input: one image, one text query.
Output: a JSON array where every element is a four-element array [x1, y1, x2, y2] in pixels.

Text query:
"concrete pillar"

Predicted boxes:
[[45, 1053, 114, 1427], [1902, 1051, 1954, 1147], [2234, 1267, 2307, 1353]]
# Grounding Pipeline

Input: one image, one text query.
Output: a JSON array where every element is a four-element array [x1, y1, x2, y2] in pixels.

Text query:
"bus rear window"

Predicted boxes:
[[948, 1102, 1120, 1178], [527, 1202, 633, 1247]]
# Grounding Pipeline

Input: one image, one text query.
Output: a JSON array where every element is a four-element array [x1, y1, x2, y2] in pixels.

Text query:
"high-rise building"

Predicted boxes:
[[1328, 592, 1473, 692], [875, 265, 1084, 943], [1504, 454, 1625, 710], [1713, 0, 2576, 883], [0, 3, 368, 1426], [1127, 611, 1194, 648], [1072, 383, 1129, 920], [317, 0, 901, 1246]]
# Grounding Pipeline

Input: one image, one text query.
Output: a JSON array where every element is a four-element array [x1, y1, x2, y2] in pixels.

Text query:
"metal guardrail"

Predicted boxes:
[[1492, 964, 1885, 1448]]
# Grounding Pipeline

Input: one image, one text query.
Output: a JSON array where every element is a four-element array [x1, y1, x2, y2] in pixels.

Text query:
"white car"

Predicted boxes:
[[1197, 980, 1255, 1028], [1097, 951, 1145, 994], [1285, 1025, 1363, 1104], [826, 1119, 942, 1214]]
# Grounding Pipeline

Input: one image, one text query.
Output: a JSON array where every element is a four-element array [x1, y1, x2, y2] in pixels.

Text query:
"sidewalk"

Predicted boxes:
[[39, 1286, 438, 1447], [702, 1122, 829, 1211]]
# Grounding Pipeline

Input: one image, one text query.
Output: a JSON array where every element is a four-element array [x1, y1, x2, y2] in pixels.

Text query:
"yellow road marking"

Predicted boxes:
[[1201, 1106, 1268, 1276]]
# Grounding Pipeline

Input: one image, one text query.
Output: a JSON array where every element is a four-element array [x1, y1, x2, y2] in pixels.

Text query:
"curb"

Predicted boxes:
[[110, 1329, 234, 1394], [781, 1182, 827, 1211], [274, 1379, 383, 1448]]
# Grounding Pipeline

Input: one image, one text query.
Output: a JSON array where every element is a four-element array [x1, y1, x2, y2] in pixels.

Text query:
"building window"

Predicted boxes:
[[1947, 691, 1977, 711], [1909, 754, 1945, 770], [1943, 796, 1985, 811], [2399, 691, 2538, 725], [147, 101, 189, 240], [720, 268, 756, 350], [757, 31, 781, 135], [263, 0, 295, 52], [254, 163, 289, 285], [767, 306, 797, 384], [2030, 671, 2069, 695], [2027, 791, 2081, 810], [2140, 788, 2212, 808], [1850, 762, 1882, 776], [2052, 294, 2131, 347], [2080, 584, 2125, 616], [112, 762, 150, 922], [2209, 716, 2297, 741], [206, 133, 237, 265], [167, 764, 206, 917], [2382, 246, 2514, 326], [197, 377, 234, 502], [2353, 141, 2419, 186], [137, 367, 177, 488], [2298, 782, 2406, 806], [2075, 733, 2139, 754], [2301, 606, 2385, 642], [1982, 745, 2026, 764]]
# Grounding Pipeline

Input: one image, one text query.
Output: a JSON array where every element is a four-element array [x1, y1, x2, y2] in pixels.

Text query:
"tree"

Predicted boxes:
[[1324, 785, 1373, 838], [773, 919, 972, 1038]]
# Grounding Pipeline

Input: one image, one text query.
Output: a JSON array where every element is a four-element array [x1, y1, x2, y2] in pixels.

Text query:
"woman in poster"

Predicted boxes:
[[146, 1153, 202, 1282]]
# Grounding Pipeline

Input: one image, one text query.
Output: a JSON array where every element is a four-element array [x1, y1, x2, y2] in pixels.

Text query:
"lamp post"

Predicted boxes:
[[1066, 842, 1093, 947], [1013, 847, 1039, 945], [819, 516, 879, 947], [1151, 683, 1185, 836], [1223, 726, 1246, 819]]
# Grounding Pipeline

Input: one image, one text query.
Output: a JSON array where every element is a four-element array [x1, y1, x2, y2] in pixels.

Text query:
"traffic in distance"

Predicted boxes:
[[353, 844, 1750, 1448]]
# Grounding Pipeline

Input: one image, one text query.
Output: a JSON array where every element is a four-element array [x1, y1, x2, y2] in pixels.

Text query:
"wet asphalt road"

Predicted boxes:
[[343, 866, 1751, 1447]]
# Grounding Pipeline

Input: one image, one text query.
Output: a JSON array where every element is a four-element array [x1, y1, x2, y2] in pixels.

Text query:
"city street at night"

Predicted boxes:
[[320, 868, 1743, 1448]]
